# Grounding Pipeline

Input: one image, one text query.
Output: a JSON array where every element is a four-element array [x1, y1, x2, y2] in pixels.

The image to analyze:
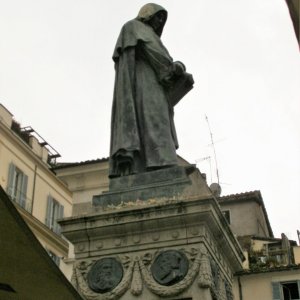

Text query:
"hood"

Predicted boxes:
[[137, 3, 167, 36]]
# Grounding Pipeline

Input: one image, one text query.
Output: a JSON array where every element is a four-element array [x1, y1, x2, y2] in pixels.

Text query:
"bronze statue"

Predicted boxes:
[[109, 3, 194, 178]]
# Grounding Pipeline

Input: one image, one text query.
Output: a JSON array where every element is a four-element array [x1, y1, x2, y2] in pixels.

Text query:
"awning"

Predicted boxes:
[[0, 186, 82, 300]]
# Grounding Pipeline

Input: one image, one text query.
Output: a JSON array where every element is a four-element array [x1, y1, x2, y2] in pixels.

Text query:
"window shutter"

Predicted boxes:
[[272, 282, 281, 300], [58, 203, 64, 219], [56, 204, 64, 235], [20, 174, 28, 209], [45, 196, 53, 228], [7, 163, 16, 196]]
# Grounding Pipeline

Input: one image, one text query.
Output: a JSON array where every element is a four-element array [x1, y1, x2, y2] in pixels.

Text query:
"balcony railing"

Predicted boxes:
[[7, 190, 32, 213]]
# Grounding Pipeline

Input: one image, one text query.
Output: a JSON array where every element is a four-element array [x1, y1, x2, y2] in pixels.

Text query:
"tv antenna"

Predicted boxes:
[[205, 115, 220, 185]]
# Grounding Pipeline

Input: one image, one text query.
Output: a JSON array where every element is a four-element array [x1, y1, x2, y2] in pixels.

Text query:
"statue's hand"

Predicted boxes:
[[161, 61, 186, 86], [173, 61, 186, 76]]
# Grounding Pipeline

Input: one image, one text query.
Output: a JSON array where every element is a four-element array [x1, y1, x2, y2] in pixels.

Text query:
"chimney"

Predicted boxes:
[[0, 104, 13, 128], [29, 136, 48, 163]]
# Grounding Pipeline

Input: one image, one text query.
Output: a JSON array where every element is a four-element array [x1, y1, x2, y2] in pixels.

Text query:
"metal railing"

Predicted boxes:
[[7, 190, 32, 213]]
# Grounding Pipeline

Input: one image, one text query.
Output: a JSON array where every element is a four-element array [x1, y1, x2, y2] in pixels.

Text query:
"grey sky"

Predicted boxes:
[[0, 0, 299, 241]]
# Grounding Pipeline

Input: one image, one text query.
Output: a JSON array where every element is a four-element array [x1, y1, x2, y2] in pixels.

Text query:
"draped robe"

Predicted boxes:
[[109, 18, 187, 178]]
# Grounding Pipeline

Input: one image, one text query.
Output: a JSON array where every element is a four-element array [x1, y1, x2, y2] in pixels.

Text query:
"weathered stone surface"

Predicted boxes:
[[151, 250, 189, 286], [109, 165, 194, 191], [87, 258, 123, 293], [93, 166, 203, 207], [60, 164, 244, 299]]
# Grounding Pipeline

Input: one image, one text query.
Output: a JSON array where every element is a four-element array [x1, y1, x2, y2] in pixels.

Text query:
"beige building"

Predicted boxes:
[[217, 191, 300, 300], [0, 104, 73, 279], [53, 158, 109, 215], [2, 102, 299, 298], [218, 191, 273, 238]]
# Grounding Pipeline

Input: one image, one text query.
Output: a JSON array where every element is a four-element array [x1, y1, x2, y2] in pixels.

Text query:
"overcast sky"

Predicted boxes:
[[0, 0, 299, 241]]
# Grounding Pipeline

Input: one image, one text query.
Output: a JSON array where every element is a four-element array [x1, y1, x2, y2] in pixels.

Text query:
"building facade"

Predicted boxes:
[[0, 104, 73, 279], [218, 191, 300, 300], [2, 102, 299, 299]]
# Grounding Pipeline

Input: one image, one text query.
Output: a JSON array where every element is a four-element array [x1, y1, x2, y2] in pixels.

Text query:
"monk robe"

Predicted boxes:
[[109, 3, 193, 178]]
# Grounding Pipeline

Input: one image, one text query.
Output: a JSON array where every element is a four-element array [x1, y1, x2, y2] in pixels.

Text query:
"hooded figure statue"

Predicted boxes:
[[109, 3, 194, 178]]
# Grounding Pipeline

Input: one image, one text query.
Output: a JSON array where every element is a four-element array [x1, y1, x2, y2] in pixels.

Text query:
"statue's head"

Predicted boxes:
[[137, 3, 167, 37]]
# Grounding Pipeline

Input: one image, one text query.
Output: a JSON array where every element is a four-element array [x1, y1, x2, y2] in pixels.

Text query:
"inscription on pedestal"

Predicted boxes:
[[151, 250, 189, 286], [87, 258, 123, 293]]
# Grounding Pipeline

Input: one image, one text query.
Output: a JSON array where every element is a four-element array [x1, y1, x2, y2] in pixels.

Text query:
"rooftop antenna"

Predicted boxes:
[[205, 115, 220, 185]]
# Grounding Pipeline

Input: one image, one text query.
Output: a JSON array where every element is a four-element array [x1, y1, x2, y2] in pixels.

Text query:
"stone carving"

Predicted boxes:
[[77, 244, 85, 252], [132, 235, 141, 244], [72, 258, 134, 300], [218, 275, 227, 300], [138, 249, 201, 297], [151, 250, 188, 286], [71, 247, 217, 299], [130, 257, 143, 296], [96, 242, 103, 249], [210, 258, 220, 300], [225, 280, 234, 300], [151, 232, 160, 241], [87, 258, 123, 293], [209, 257, 232, 300], [171, 231, 179, 239], [198, 245, 213, 288], [109, 3, 194, 178], [114, 238, 121, 246]]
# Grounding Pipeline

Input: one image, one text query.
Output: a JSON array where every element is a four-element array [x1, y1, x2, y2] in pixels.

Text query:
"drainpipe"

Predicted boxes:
[[31, 165, 37, 214], [238, 276, 243, 300]]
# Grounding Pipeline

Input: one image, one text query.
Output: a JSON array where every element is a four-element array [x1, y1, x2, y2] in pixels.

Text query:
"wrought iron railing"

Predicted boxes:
[[7, 189, 32, 213]]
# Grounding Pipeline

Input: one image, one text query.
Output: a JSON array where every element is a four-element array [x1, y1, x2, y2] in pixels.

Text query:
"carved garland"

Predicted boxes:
[[198, 246, 213, 288], [71, 247, 221, 299], [130, 258, 143, 296]]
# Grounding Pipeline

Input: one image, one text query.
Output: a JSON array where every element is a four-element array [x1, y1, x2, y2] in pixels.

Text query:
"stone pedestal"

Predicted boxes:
[[60, 167, 244, 300]]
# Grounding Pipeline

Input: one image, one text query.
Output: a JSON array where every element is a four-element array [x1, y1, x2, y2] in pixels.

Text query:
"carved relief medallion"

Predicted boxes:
[[151, 250, 189, 286], [87, 258, 123, 293]]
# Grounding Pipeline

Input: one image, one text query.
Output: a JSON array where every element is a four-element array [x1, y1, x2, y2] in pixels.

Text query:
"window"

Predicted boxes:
[[272, 281, 300, 300], [7, 163, 29, 211], [282, 282, 300, 300], [45, 196, 64, 235], [222, 210, 231, 224]]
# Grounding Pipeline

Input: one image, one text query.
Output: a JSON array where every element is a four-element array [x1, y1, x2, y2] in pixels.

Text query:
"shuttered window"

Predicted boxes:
[[45, 195, 64, 235], [272, 281, 300, 300], [272, 282, 281, 300], [7, 162, 29, 211]]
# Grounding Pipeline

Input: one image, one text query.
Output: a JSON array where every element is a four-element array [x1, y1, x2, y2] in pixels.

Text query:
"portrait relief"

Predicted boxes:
[[87, 258, 123, 293], [151, 250, 189, 286]]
